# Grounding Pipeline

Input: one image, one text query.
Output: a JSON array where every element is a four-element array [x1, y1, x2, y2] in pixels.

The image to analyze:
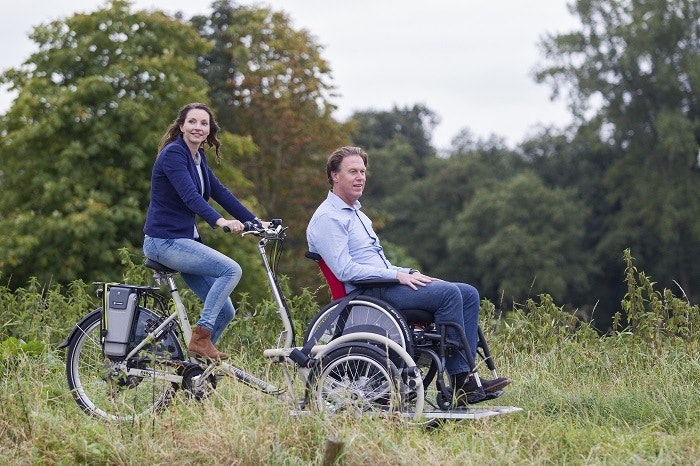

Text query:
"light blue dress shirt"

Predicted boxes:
[[307, 191, 411, 291]]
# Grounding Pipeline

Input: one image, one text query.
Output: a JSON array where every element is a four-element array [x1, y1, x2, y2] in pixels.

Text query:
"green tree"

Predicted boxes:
[[193, 1, 349, 231], [519, 124, 623, 325], [446, 172, 593, 307], [0, 1, 262, 293], [381, 136, 524, 280], [352, 105, 439, 173], [191, 1, 352, 291], [535, 0, 700, 299]]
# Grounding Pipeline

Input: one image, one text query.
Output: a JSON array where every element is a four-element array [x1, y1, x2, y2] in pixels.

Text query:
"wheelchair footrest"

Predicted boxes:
[[467, 386, 488, 404], [482, 389, 504, 401]]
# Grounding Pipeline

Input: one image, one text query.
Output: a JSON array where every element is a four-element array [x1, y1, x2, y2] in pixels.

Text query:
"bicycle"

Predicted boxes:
[[59, 219, 520, 422]]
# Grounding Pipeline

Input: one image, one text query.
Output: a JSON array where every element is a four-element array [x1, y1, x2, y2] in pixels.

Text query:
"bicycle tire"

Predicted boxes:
[[65, 308, 184, 420]]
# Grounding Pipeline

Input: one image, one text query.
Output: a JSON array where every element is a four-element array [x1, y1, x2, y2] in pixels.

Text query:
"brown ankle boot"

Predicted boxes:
[[188, 326, 229, 360], [215, 347, 229, 359]]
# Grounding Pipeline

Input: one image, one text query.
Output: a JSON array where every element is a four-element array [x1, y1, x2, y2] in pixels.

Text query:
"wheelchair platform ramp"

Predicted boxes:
[[418, 405, 523, 420], [290, 406, 523, 421]]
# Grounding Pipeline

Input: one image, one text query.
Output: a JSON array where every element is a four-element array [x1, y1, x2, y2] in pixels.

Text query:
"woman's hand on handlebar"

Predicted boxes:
[[217, 218, 245, 234]]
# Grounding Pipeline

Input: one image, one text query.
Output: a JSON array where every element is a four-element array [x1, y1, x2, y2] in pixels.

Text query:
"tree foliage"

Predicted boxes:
[[0, 1, 261, 292], [535, 0, 700, 299], [352, 104, 439, 170], [190, 1, 353, 290], [2, 0, 699, 328], [447, 172, 592, 305], [192, 1, 350, 233]]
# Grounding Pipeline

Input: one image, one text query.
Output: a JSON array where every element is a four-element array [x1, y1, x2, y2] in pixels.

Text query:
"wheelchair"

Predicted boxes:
[[304, 252, 507, 412]]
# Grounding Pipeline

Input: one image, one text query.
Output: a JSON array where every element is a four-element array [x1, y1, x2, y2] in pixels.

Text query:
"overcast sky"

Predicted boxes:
[[0, 0, 580, 149]]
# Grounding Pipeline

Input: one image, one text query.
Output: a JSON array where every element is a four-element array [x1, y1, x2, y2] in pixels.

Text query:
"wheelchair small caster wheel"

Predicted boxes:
[[436, 391, 452, 410]]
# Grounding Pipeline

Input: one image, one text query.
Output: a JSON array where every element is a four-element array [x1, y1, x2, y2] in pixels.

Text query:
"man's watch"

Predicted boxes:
[[409, 268, 419, 275]]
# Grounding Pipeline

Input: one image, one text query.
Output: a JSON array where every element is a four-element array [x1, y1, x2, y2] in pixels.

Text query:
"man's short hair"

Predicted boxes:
[[326, 146, 368, 186]]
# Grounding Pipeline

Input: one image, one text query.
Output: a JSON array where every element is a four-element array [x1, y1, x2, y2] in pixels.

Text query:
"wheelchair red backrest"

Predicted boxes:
[[306, 251, 437, 326], [305, 251, 347, 300]]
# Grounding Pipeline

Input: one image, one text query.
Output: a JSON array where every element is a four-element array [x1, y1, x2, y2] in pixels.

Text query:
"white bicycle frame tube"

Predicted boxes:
[[254, 234, 294, 349]]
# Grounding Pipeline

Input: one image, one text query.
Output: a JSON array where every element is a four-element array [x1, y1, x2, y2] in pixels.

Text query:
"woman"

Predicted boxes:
[[143, 102, 263, 360]]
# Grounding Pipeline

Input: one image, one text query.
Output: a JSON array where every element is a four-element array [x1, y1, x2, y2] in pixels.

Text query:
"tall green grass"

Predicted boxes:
[[1, 249, 699, 465]]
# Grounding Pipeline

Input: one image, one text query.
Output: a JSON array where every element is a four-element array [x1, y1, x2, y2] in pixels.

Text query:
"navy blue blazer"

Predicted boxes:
[[143, 135, 256, 238]]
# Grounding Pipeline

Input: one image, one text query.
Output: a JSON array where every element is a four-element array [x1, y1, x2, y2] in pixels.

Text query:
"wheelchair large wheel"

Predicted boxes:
[[304, 295, 413, 356], [308, 344, 403, 415], [65, 308, 184, 421]]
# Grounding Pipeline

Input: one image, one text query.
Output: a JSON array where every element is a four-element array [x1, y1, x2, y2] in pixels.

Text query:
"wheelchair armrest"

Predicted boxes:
[[305, 251, 322, 262], [350, 278, 400, 288]]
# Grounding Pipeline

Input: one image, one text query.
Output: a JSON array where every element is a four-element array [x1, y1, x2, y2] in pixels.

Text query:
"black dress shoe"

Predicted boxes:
[[481, 376, 511, 393], [453, 374, 511, 406], [458, 374, 511, 393]]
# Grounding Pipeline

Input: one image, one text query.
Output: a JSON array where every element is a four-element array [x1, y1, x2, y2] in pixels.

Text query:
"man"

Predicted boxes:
[[306, 146, 510, 404]]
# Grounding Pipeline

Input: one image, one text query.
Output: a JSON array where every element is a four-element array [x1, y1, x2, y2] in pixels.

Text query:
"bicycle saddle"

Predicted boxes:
[[144, 258, 178, 273]]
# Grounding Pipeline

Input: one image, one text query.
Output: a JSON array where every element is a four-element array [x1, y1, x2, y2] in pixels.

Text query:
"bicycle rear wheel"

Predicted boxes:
[[65, 308, 184, 420]]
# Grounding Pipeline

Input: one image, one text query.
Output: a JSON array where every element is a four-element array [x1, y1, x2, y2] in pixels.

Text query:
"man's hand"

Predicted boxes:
[[396, 271, 438, 290]]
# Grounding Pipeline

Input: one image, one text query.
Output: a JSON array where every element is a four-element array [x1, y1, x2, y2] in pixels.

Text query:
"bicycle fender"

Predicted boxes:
[[57, 308, 102, 349]]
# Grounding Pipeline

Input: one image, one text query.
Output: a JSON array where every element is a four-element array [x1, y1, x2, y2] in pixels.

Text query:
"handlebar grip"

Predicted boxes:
[[223, 219, 271, 233]]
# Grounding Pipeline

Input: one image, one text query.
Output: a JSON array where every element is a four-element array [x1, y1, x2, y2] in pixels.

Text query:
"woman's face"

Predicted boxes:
[[179, 108, 210, 153]]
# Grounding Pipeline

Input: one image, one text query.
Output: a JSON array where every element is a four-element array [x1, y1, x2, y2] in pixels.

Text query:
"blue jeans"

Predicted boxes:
[[378, 281, 480, 375], [143, 236, 242, 344]]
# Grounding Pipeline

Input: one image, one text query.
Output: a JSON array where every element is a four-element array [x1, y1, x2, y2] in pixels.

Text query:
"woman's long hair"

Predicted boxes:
[[158, 102, 223, 163]]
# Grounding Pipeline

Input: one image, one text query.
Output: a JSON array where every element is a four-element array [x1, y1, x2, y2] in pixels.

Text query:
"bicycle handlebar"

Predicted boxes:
[[223, 218, 284, 237]]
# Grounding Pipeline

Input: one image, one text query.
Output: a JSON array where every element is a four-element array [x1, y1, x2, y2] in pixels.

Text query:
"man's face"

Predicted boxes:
[[332, 154, 366, 206]]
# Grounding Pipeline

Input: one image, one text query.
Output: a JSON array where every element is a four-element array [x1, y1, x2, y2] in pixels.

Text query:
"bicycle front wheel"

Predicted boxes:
[[65, 309, 184, 420]]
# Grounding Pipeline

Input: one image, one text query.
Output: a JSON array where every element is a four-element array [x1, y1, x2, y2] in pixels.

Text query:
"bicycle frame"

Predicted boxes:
[[135, 225, 291, 395]]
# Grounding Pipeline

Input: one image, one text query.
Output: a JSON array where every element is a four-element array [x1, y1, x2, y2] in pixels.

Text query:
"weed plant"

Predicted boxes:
[[1, 250, 699, 465]]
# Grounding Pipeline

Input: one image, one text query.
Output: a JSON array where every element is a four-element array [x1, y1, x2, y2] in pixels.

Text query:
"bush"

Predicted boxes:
[[618, 248, 700, 350]]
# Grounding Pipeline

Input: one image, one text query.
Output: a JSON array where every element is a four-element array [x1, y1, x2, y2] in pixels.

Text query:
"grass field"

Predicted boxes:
[[2, 252, 699, 465], [2, 318, 699, 465]]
